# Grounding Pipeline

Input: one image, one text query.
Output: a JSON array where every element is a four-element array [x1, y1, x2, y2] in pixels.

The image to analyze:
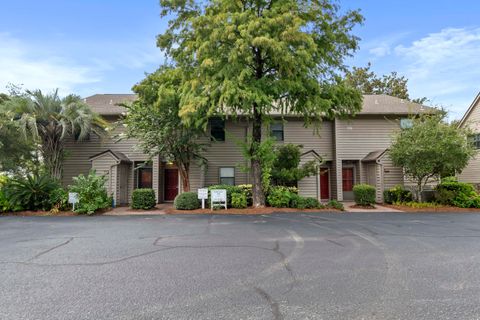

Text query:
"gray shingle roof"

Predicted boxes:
[[89, 150, 132, 164], [84, 94, 136, 115], [84, 93, 434, 116], [362, 149, 388, 162]]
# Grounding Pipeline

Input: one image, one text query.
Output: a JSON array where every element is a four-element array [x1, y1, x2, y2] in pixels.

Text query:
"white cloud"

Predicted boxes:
[[393, 27, 480, 119], [0, 33, 100, 95], [364, 32, 410, 58]]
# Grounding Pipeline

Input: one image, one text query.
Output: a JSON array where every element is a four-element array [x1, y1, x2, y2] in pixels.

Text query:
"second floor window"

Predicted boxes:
[[210, 118, 225, 141], [471, 134, 480, 149], [270, 123, 284, 141]]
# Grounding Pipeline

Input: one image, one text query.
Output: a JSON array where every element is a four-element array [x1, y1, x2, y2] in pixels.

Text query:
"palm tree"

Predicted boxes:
[[13, 89, 107, 180]]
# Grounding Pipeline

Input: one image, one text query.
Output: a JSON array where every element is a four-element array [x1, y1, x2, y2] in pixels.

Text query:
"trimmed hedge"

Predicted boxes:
[[435, 179, 480, 208], [132, 188, 156, 210], [353, 184, 376, 206], [383, 185, 413, 204], [231, 192, 247, 209], [174, 192, 200, 210]]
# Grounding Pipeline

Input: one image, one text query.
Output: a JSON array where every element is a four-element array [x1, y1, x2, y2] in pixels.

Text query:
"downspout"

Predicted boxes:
[[376, 158, 384, 203]]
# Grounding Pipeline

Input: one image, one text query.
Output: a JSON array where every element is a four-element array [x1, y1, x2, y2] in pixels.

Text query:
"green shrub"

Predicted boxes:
[[237, 184, 253, 206], [326, 199, 344, 211], [174, 192, 200, 210], [231, 192, 247, 209], [394, 201, 442, 209], [69, 171, 112, 215], [303, 197, 321, 209], [49, 187, 70, 212], [289, 193, 303, 208], [435, 179, 479, 207], [383, 185, 413, 204], [4, 174, 60, 211], [353, 184, 376, 206], [267, 187, 294, 208], [132, 188, 156, 209]]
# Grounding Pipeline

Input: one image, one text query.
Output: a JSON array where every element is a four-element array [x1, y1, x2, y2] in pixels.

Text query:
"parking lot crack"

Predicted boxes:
[[254, 287, 284, 320], [27, 237, 74, 262]]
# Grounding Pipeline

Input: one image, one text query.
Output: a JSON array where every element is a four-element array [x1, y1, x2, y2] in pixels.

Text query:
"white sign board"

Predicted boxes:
[[198, 188, 208, 209], [198, 188, 208, 200], [68, 192, 79, 210], [211, 189, 227, 210]]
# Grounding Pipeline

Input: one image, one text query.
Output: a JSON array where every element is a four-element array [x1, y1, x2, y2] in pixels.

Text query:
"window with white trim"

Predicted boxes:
[[470, 134, 480, 149], [219, 167, 235, 185], [270, 123, 284, 141]]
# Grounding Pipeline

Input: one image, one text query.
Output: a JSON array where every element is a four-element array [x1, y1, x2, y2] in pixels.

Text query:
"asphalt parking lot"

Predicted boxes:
[[1, 212, 480, 319]]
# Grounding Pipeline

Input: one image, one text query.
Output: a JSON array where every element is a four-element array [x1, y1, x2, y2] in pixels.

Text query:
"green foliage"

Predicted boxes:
[[393, 201, 442, 209], [344, 62, 428, 103], [0, 102, 36, 173], [383, 185, 413, 204], [326, 199, 344, 211], [174, 192, 200, 210], [231, 192, 248, 209], [69, 171, 111, 215], [389, 114, 476, 201], [271, 144, 320, 186], [0, 188, 12, 213], [158, 0, 364, 206], [132, 189, 156, 210], [4, 89, 107, 179], [237, 184, 253, 206], [4, 174, 59, 211], [435, 178, 480, 208], [123, 67, 207, 192], [266, 186, 298, 208], [49, 187, 70, 212], [353, 184, 376, 206], [289, 194, 322, 209]]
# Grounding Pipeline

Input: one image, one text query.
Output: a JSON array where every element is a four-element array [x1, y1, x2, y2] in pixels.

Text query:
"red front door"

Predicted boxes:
[[320, 169, 329, 199], [342, 168, 354, 191], [164, 169, 179, 201]]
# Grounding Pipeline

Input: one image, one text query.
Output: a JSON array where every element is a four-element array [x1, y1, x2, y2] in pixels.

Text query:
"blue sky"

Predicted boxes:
[[0, 1, 479, 119]]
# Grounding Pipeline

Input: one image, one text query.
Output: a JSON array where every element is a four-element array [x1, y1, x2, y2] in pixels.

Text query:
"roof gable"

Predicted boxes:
[[89, 150, 132, 164], [458, 92, 480, 128]]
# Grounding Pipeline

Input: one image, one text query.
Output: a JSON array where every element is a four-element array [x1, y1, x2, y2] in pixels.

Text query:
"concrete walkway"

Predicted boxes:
[[103, 203, 173, 215], [342, 201, 404, 213]]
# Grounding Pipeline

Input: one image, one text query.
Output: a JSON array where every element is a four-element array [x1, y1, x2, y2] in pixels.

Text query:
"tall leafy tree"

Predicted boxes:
[[157, 0, 364, 206], [271, 144, 319, 186], [7, 89, 107, 179], [0, 95, 37, 173], [389, 115, 476, 201], [345, 63, 428, 104], [122, 67, 207, 192]]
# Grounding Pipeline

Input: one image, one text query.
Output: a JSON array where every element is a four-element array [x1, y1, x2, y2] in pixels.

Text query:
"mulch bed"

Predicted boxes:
[[1, 208, 113, 217], [383, 204, 480, 212], [350, 204, 376, 210], [166, 207, 341, 215]]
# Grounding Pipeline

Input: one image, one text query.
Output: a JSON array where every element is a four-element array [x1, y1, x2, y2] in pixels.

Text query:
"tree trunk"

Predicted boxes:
[[251, 104, 265, 207], [417, 180, 423, 202], [42, 134, 64, 181], [178, 162, 190, 192]]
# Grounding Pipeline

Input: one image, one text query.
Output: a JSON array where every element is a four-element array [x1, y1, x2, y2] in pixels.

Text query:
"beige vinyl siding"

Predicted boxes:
[[458, 153, 480, 183], [283, 120, 333, 160], [335, 117, 400, 159], [203, 120, 249, 186], [459, 98, 480, 184], [297, 152, 319, 199], [62, 116, 152, 202], [334, 116, 401, 200], [90, 154, 117, 199], [380, 154, 404, 190]]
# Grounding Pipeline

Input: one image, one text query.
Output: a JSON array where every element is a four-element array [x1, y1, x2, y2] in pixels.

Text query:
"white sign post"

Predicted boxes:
[[197, 188, 208, 209], [211, 189, 227, 210], [68, 192, 79, 211]]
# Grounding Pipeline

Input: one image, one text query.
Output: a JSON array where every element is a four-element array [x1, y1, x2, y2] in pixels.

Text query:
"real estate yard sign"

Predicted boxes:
[[198, 188, 208, 209], [68, 192, 79, 211], [211, 189, 227, 210]]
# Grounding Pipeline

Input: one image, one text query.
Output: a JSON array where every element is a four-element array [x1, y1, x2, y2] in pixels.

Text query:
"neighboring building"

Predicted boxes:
[[458, 92, 480, 186], [62, 94, 432, 204]]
